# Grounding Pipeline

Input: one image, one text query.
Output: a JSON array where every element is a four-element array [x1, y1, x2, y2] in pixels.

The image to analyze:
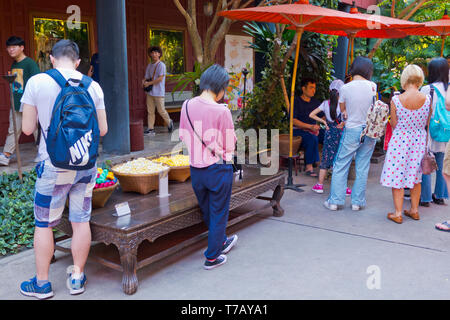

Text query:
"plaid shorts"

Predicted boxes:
[[34, 160, 97, 228]]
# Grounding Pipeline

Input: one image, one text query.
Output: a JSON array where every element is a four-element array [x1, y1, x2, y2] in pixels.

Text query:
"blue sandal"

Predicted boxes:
[[304, 170, 318, 177], [435, 221, 450, 232]]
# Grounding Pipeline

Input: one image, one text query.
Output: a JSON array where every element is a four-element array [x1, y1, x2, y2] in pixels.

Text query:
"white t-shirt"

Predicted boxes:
[[420, 82, 447, 153], [318, 100, 341, 123], [338, 79, 377, 129], [21, 68, 106, 162]]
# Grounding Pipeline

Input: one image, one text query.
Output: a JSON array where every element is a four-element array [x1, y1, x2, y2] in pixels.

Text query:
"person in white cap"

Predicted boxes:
[[309, 79, 351, 196]]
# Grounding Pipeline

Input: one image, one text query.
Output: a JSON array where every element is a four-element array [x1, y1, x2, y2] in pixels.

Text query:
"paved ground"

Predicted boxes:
[[0, 131, 449, 300]]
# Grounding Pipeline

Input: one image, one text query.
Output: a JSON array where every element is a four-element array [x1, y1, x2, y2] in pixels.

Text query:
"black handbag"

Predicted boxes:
[[185, 99, 242, 176]]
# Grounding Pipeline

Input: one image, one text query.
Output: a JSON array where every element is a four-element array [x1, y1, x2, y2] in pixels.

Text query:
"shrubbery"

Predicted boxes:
[[0, 170, 36, 256]]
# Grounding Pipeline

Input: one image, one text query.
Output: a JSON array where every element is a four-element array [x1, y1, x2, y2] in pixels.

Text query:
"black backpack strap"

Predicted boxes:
[[185, 99, 215, 157]]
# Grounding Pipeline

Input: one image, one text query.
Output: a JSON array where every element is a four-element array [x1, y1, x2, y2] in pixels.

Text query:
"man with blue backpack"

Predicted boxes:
[[19, 40, 108, 299]]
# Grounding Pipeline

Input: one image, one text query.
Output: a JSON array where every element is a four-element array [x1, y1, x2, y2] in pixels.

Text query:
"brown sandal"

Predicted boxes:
[[404, 210, 420, 220], [387, 213, 403, 224]]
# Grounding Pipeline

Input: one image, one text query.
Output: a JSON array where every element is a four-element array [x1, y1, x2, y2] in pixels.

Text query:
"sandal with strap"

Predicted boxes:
[[435, 221, 450, 232], [304, 170, 318, 177], [404, 210, 420, 220], [387, 213, 403, 224]]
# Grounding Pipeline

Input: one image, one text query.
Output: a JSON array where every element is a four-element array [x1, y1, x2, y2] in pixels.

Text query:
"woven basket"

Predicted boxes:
[[92, 183, 118, 209], [167, 165, 191, 182], [111, 165, 170, 195]]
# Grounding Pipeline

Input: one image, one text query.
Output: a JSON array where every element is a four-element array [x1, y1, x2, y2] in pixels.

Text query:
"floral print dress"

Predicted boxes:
[[380, 94, 430, 189]]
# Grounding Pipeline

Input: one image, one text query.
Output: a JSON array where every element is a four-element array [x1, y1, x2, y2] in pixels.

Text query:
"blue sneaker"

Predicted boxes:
[[222, 235, 238, 254], [68, 273, 87, 295], [204, 254, 227, 270], [20, 277, 54, 299]]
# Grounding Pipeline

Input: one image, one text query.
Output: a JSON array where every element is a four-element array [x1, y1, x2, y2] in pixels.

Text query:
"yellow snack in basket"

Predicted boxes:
[[114, 158, 167, 174], [153, 155, 189, 167]]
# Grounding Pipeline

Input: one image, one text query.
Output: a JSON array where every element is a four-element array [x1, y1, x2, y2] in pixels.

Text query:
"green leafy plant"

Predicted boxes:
[[0, 170, 37, 256], [168, 61, 212, 97]]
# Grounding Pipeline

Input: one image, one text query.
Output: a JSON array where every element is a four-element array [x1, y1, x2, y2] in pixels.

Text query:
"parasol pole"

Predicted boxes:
[[345, 38, 351, 76], [285, 27, 305, 192], [441, 35, 446, 57]]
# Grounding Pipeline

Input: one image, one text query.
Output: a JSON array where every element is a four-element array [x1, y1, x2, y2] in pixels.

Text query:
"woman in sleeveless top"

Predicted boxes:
[[381, 65, 431, 224]]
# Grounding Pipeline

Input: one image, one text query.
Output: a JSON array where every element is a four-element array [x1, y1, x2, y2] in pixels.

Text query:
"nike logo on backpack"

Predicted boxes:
[[69, 130, 93, 166]]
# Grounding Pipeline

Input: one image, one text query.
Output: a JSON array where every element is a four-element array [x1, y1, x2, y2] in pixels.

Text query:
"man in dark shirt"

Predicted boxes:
[[293, 78, 322, 176], [0, 36, 40, 166], [88, 52, 99, 82]]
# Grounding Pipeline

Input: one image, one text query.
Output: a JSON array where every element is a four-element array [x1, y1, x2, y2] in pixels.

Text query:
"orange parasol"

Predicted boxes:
[[399, 9, 450, 57], [218, 0, 394, 192], [305, 2, 424, 74]]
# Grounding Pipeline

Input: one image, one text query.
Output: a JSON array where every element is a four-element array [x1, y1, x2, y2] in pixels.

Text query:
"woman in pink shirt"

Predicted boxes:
[[179, 65, 237, 270]]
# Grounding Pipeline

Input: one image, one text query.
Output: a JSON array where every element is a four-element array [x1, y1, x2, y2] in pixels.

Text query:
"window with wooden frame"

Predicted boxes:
[[148, 26, 185, 75], [31, 15, 93, 74]]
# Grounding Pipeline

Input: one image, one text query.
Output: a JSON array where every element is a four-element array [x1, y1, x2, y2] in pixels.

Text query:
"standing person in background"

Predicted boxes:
[[419, 58, 449, 207], [292, 78, 322, 177], [435, 87, 450, 232], [0, 36, 40, 166], [309, 79, 350, 196], [142, 46, 173, 136], [87, 52, 99, 82], [323, 56, 378, 212], [179, 64, 238, 270], [381, 65, 430, 224]]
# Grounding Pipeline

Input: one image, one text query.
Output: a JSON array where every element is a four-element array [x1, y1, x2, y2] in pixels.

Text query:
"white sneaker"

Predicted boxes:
[[352, 204, 362, 211], [0, 153, 10, 166], [323, 200, 338, 211]]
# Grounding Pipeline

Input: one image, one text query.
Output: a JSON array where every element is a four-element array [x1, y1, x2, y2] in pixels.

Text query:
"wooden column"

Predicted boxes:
[[96, 0, 130, 154]]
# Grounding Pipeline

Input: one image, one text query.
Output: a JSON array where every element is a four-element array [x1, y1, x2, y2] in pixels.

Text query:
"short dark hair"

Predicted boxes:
[[6, 36, 25, 47], [300, 78, 316, 88], [51, 39, 80, 61], [199, 64, 230, 96], [148, 46, 163, 58], [349, 56, 373, 80], [428, 57, 449, 91]]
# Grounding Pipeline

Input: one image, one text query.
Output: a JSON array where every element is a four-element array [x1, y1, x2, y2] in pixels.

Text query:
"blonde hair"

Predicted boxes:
[[400, 64, 424, 89]]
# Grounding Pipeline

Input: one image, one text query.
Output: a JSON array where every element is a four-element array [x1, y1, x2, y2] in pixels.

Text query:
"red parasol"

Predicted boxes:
[[218, 0, 394, 192], [305, 2, 424, 74]]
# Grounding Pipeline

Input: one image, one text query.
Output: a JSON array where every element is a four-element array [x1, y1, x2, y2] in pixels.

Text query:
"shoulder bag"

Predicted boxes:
[[421, 87, 438, 175]]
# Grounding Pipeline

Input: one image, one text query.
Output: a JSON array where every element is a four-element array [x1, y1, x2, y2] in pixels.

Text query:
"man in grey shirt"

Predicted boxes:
[[142, 46, 173, 135]]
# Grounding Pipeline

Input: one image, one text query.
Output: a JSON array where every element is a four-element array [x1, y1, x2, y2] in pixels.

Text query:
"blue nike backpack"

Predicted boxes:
[[43, 69, 100, 170]]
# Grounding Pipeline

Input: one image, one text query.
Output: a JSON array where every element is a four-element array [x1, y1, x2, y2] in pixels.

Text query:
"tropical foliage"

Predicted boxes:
[[355, 0, 449, 97], [149, 28, 185, 75]]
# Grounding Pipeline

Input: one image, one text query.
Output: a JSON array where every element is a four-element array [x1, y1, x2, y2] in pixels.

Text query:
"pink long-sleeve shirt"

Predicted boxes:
[[179, 96, 237, 168]]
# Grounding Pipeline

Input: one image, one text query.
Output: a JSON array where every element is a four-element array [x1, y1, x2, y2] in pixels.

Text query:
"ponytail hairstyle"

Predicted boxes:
[[329, 89, 339, 121]]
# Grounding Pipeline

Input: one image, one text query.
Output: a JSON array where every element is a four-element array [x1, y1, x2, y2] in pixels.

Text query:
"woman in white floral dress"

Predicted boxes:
[[381, 65, 431, 224]]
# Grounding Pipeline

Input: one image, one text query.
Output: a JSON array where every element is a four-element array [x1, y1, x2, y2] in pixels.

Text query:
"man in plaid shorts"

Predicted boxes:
[[19, 40, 108, 299]]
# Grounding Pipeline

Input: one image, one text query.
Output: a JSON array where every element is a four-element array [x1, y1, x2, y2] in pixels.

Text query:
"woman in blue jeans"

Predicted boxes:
[[324, 57, 378, 211], [419, 58, 449, 207]]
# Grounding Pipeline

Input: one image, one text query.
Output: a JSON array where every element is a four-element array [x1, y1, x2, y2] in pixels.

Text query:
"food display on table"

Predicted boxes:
[[151, 154, 191, 182], [95, 168, 118, 190], [111, 158, 170, 194], [113, 158, 168, 175]]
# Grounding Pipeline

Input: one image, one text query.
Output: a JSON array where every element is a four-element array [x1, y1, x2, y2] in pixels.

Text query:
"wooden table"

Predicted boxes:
[[54, 166, 287, 295]]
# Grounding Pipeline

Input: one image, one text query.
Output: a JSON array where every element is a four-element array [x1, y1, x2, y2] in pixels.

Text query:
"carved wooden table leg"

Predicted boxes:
[[272, 184, 285, 217], [118, 243, 139, 295]]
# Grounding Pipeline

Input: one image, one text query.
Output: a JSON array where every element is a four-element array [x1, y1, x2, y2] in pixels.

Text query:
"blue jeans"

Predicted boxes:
[[293, 129, 320, 165], [327, 126, 376, 207], [420, 152, 448, 202], [190, 163, 233, 260]]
